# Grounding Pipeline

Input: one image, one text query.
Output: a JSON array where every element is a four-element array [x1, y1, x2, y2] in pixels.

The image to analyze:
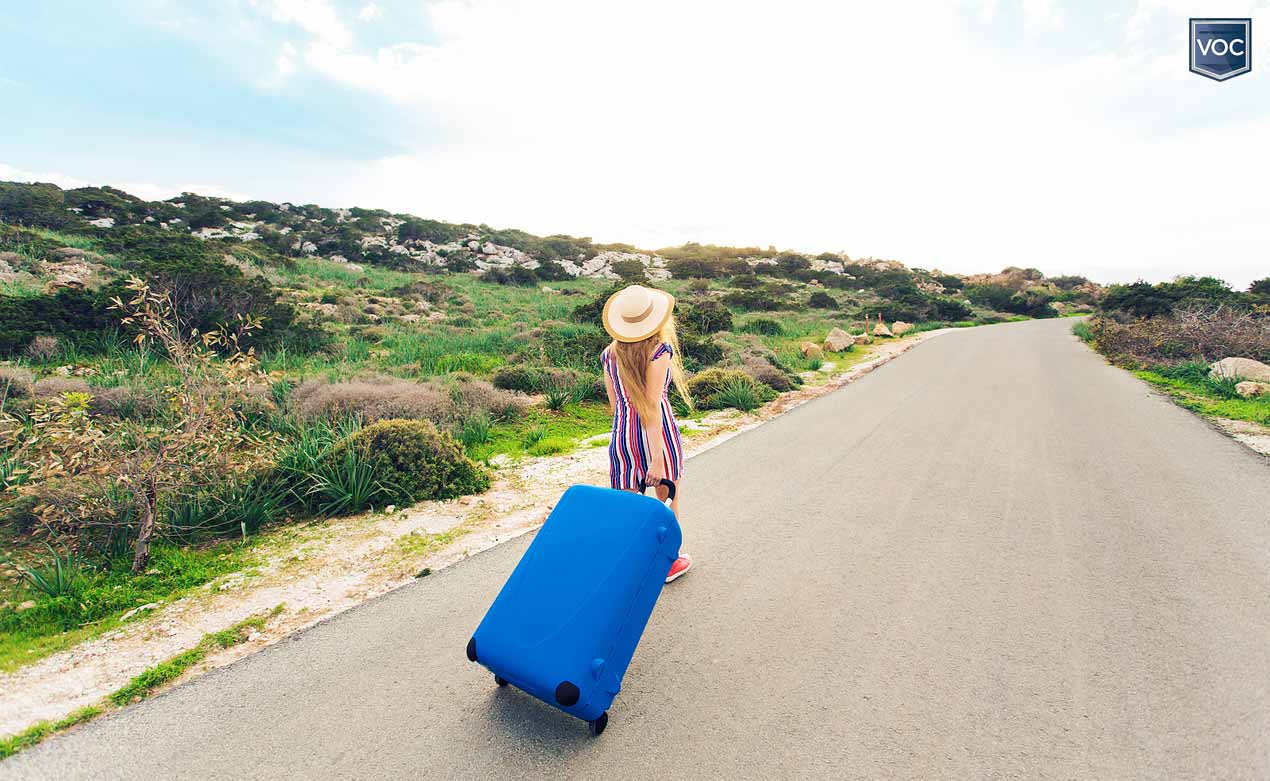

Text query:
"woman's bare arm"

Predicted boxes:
[[602, 362, 617, 414], [643, 353, 671, 482]]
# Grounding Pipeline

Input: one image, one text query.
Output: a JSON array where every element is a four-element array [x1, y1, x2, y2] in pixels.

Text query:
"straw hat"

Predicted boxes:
[[601, 285, 676, 343]]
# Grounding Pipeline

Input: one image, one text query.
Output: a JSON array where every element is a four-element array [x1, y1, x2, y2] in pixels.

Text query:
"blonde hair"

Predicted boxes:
[[610, 317, 692, 425]]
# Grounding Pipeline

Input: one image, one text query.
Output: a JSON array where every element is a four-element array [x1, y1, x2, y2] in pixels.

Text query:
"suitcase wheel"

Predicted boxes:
[[466, 637, 477, 663], [494, 674, 509, 687], [554, 681, 580, 707], [588, 712, 609, 737]]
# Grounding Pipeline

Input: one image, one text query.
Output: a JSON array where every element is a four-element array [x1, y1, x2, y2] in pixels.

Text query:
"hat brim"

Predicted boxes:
[[602, 287, 676, 343]]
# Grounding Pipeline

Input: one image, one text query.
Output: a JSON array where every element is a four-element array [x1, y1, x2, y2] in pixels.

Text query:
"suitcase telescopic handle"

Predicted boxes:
[[642, 478, 676, 505]]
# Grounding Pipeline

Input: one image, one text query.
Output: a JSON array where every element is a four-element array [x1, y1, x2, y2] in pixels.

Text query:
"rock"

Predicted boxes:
[[818, 361, 837, 373], [1210, 357, 1270, 382], [426, 311, 447, 323], [481, 242, 497, 255], [851, 332, 872, 345], [51, 247, 87, 260], [399, 314, 421, 324], [799, 342, 824, 359], [541, 285, 559, 294], [17, 600, 36, 612], [873, 322, 894, 338], [823, 327, 854, 352], [88, 217, 115, 228], [247, 631, 262, 642], [1236, 381, 1270, 398], [892, 321, 914, 336]]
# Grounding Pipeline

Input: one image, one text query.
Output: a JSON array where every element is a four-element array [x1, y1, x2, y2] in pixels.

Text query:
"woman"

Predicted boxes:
[[600, 284, 693, 583]]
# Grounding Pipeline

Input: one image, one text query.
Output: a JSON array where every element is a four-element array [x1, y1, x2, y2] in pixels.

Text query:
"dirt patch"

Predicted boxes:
[[1211, 417, 1270, 457], [0, 330, 947, 738]]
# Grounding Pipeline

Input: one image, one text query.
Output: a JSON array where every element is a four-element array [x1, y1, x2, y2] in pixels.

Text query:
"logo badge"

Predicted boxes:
[[1190, 18, 1251, 81]]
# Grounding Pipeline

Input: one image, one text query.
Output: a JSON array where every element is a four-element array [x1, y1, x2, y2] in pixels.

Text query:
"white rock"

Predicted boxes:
[[1210, 357, 1270, 382]]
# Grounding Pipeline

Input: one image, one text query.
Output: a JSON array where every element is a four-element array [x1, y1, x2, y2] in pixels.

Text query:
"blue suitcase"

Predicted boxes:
[[466, 481, 681, 735]]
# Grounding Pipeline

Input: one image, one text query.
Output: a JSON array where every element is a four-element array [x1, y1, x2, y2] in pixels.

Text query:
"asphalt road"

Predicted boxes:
[[7, 318, 1270, 779]]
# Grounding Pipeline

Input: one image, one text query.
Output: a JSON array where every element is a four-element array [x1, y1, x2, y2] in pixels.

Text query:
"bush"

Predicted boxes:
[[722, 286, 787, 312], [610, 259, 647, 283], [686, 368, 778, 409], [524, 322, 611, 369], [1, 495, 40, 535], [0, 366, 34, 399], [292, 375, 526, 428], [677, 331, 723, 372], [1090, 306, 1270, 366], [24, 335, 61, 361], [681, 299, 733, 334], [808, 291, 838, 309], [492, 364, 582, 394], [323, 419, 489, 506], [738, 318, 783, 336], [570, 283, 624, 324], [0, 288, 119, 355], [479, 266, 538, 286]]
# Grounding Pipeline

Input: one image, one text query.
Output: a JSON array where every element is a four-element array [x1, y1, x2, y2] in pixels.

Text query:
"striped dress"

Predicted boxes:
[[601, 342, 685, 491]]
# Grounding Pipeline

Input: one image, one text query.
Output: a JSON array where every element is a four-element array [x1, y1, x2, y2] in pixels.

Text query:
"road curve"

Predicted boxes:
[[6, 318, 1269, 779]]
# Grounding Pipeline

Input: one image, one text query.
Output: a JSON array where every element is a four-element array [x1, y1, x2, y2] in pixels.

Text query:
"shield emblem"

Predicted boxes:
[[1190, 18, 1251, 81]]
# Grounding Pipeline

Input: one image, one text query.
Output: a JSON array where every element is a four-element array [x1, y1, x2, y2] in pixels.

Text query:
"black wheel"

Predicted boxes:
[[466, 637, 477, 663], [494, 675, 509, 687], [588, 711, 609, 736]]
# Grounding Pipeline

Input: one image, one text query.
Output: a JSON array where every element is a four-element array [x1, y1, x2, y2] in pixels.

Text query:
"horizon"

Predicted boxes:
[[2, 1, 1268, 288]]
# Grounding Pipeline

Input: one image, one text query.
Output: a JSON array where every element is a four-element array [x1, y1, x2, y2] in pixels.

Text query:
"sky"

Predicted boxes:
[[1, 0, 1267, 288]]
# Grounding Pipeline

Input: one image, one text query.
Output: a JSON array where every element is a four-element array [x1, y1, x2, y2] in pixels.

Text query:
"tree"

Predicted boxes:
[[6, 278, 274, 572]]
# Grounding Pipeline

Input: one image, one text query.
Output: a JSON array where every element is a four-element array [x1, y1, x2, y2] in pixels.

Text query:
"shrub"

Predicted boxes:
[[292, 376, 450, 424], [479, 266, 538, 286], [525, 322, 611, 369], [722, 286, 786, 311], [681, 299, 733, 335], [808, 291, 838, 309], [24, 335, 61, 361], [686, 368, 777, 409], [292, 375, 526, 428], [322, 419, 488, 507], [677, 331, 723, 372], [611, 259, 647, 283], [492, 364, 582, 394], [738, 318, 783, 336], [1, 495, 41, 535], [1091, 306, 1270, 366], [32, 377, 91, 399], [570, 282, 624, 324], [738, 357, 796, 392], [0, 366, 34, 399], [714, 379, 763, 411]]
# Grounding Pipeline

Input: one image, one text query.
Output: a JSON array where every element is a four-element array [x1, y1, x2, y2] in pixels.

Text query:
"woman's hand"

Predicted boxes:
[[645, 457, 668, 488]]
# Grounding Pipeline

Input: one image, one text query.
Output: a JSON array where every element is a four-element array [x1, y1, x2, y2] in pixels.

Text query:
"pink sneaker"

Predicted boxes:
[[665, 554, 692, 583]]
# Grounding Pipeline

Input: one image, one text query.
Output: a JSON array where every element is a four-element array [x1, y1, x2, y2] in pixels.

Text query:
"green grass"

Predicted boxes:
[[1134, 368, 1270, 426], [108, 609, 277, 705], [0, 705, 103, 760], [0, 608, 283, 759], [0, 542, 258, 673], [466, 403, 613, 462], [1071, 320, 1094, 342]]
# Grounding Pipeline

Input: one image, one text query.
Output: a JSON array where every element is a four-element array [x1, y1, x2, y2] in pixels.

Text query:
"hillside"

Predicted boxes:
[[0, 181, 1100, 348]]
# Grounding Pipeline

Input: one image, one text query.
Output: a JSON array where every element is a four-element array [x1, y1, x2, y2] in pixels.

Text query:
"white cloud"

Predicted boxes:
[[267, 0, 351, 49], [356, 3, 383, 22], [1022, 0, 1065, 29], [251, 0, 1268, 287]]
